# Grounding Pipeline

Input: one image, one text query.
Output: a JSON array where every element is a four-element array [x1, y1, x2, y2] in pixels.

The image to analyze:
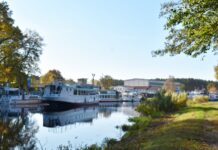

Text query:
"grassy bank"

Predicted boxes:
[[106, 102, 218, 150]]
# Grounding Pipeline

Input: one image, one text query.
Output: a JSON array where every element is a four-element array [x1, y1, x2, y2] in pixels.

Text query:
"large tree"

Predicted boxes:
[[153, 0, 218, 57], [0, 2, 43, 87], [40, 69, 65, 85], [99, 75, 113, 90]]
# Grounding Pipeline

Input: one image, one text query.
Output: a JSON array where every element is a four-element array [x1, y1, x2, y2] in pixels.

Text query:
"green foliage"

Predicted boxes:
[[138, 91, 188, 117], [120, 117, 152, 132], [128, 117, 152, 131], [57, 142, 102, 150], [153, 0, 218, 57], [192, 95, 209, 103], [81, 144, 102, 150], [171, 92, 188, 108], [111, 79, 124, 86], [40, 69, 65, 85], [57, 141, 73, 150], [107, 102, 218, 150]]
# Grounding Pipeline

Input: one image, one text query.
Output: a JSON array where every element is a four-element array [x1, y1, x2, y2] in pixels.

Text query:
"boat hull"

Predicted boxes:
[[42, 95, 99, 106]]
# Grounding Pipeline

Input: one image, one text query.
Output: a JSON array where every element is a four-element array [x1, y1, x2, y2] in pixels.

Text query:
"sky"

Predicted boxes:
[[6, 0, 218, 81]]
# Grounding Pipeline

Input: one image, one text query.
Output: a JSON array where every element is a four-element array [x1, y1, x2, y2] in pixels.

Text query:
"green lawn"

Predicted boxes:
[[107, 102, 218, 150]]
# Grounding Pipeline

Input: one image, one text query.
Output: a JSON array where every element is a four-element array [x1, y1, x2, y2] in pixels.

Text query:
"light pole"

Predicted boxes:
[[92, 74, 95, 85]]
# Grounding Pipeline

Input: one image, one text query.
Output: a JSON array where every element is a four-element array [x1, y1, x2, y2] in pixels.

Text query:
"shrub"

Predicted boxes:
[[128, 117, 152, 131], [171, 92, 188, 108], [192, 95, 209, 103], [137, 91, 188, 117]]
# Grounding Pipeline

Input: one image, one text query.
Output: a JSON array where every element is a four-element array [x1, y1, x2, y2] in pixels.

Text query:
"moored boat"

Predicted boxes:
[[0, 87, 22, 104], [99, 90, 121, 102], [42, 81, 100, 105]]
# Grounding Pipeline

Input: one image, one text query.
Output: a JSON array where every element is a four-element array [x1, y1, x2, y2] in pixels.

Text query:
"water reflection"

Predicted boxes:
[[0, 102, 139, 149], [43, 107, 98, 127], [43, 102, 139, 128], [0, 104, 40, 150]]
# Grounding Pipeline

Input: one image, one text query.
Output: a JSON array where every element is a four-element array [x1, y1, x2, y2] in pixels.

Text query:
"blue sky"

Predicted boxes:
[[7, 0, 218, 81]]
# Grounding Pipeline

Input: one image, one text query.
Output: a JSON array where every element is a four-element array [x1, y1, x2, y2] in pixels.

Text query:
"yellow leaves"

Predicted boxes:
[[214, 65, 218, 80], [4, 67, 11, 73], [0, 123, 9, 135]]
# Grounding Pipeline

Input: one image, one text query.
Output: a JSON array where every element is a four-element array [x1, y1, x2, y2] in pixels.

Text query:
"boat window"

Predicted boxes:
[[8, 90, 20, 96], [74, 90, 77, 95], [57, 86, 62, 94], [50, 85, 56, 94]]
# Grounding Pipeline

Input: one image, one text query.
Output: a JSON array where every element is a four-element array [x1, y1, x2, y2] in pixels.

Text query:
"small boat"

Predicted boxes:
[[0, 87, 22, 104], [42, 81, 100, 105], [208, 93, 218, 101], [121, 91, 142, 102], [99, 90, 121, 102]]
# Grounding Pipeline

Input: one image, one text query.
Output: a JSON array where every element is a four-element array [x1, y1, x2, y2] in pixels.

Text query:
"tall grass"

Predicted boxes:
[[192, 95, 209, 103], [138, 91, 188, 117]]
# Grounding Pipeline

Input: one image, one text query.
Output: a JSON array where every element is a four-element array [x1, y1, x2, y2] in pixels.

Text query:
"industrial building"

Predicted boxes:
[[123, 78, 181, 94]]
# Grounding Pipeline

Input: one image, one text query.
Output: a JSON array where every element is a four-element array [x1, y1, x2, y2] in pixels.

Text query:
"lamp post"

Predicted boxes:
[[92, 74, 95, 85]]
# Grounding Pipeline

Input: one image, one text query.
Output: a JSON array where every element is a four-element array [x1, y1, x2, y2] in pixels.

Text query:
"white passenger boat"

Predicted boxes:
[[42, 81, 100, 105]]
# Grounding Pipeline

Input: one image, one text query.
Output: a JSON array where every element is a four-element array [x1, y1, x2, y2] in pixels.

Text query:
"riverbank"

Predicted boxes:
[[106, 102, 218, 150]]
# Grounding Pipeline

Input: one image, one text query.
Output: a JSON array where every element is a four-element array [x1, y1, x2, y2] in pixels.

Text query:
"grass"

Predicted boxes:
[[106, 102, 218, 150]]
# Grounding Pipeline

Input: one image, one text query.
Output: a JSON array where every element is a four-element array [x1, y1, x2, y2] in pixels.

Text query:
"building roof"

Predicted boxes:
[[124, 78, 149, 81]]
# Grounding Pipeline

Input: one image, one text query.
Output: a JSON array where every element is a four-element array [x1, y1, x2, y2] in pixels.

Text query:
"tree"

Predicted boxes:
[[207, 82, 217, 93], [31, 75, 40, 87], [153, 0, 218, 57], [111, 79, 124, 86], [163, 76, 176, 92], [0, 2, 43, 88], [64, 79, 75, 84], [40, 69, 65, 85], [215, 65, 218, 80], [99, 75, 113, 90]]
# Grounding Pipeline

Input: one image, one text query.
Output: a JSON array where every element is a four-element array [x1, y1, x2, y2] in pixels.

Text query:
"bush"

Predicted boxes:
[[128, 117, 151, 131], [192, 95, 209, 103], [171, 92, 188, 108], [137, 91, 188, 117]]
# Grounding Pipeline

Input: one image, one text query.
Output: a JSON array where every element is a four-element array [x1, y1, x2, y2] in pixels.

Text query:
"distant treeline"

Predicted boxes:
[[155, 78, 218, 91], [110, 78, 218, 91]]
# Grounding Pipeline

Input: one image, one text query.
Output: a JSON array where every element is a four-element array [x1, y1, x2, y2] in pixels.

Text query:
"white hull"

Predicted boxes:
[[42, 82, 100, 104], [122, 96, 141, 102], [42, 95, 99, 104], [99, 98, 122, 102], [0, 96, 22, 104]]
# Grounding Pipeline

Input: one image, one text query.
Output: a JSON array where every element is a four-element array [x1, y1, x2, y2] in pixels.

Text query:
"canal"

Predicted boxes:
[[0, 102, 139, 149]]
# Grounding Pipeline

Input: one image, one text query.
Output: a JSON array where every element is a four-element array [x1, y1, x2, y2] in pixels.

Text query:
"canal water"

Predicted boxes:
[[0, 102, 139, 149]]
